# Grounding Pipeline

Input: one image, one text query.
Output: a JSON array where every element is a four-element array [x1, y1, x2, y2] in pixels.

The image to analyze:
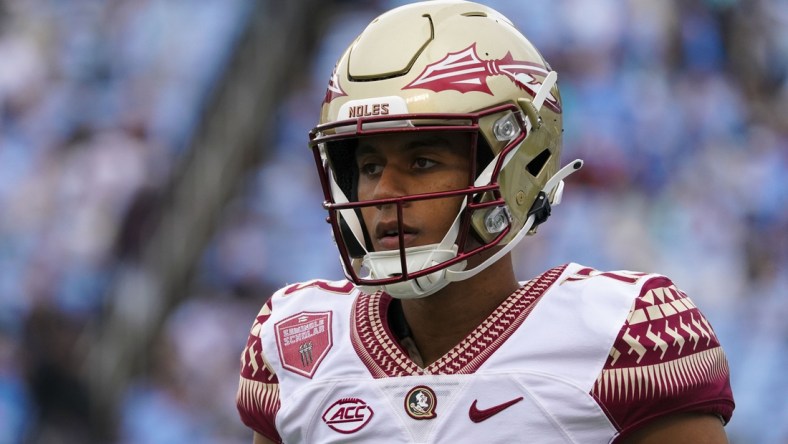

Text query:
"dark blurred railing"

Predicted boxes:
[[87, 0, 335, 439]]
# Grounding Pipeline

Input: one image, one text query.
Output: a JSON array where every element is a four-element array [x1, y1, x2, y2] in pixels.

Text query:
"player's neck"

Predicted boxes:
[[399, 255, 519, 367]]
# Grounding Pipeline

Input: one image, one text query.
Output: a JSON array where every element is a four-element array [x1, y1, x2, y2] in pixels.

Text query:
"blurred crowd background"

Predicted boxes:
[[0, 0, 785, 443]]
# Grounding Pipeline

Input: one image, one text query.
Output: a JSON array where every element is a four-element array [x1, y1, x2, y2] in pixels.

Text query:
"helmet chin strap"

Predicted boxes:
[[359, 199, 468, 299], [360, 159, 583, 299], [445, 159, 583, 284], [326, 165, 469, 298]]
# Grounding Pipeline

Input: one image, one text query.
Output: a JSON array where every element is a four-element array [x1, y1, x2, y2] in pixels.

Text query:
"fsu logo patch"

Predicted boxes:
[[403, 43, 561, 114], [322, 398, 374, 434], [404, 385, 437, 420], [274, 311, 333, 378]]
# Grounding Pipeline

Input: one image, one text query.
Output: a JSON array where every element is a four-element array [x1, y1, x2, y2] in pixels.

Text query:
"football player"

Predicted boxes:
[[237, 1, 734, 443]]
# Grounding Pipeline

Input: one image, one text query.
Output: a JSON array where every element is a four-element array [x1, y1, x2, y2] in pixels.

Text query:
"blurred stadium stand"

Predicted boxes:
[[87, 0, 333, 440], [0, 0, 785, 443]]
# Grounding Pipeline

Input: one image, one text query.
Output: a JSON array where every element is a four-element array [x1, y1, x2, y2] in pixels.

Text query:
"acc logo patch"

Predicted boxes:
[[322, 398, 374, 434], [404, 385, 437, 420], [274, 311, 333, 378]]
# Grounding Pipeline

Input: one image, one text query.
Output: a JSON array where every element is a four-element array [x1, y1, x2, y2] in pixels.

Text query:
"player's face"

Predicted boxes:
[[355, 132, 472, 251]]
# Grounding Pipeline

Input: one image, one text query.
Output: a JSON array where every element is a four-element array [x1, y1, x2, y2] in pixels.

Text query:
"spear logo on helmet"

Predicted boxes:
[[323, 63, 347, 104], [404, 43, 561, 114]]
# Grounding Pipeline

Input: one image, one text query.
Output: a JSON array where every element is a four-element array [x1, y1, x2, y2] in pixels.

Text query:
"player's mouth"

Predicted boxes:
[[375, 222, 418, 250]]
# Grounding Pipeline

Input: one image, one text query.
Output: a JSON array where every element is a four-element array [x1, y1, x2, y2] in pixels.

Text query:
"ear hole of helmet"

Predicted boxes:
[[526, 148, 551, 177]]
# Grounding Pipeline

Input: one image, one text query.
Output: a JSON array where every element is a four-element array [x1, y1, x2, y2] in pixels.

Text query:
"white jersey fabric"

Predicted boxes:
[[237, 263, 734, 443]]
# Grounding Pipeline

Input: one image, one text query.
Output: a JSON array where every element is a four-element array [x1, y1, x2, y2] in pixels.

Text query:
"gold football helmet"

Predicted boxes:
[[309, 0, 582, 298]]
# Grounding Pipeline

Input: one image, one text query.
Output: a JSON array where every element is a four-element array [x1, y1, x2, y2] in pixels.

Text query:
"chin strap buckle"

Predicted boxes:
[[527, 191, 552, 228]]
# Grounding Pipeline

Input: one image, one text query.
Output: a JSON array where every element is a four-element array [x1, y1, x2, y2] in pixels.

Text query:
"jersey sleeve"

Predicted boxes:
[[236, 298, 283, 443], [591, 275, 734, 440]]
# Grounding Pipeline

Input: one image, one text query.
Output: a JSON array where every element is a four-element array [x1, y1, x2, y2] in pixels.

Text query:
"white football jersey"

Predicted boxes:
[[237, 263, 733, 443]]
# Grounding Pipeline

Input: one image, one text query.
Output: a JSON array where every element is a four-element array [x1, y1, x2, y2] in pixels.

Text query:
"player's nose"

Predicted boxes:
[[371, 166, 408, 210]]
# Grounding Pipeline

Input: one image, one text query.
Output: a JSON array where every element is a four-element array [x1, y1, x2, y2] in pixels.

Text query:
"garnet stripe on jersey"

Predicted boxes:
[[591, 275, 735, 438], [350, 265, 567, 378]]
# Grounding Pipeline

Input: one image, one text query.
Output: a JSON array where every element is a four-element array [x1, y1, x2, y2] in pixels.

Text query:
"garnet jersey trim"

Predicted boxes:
[[350, 265, 567, 377], [591, 275, 735, 439], [237, 299, 283, 443]]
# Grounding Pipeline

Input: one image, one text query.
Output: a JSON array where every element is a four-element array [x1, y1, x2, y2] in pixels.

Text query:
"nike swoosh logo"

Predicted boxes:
[[468, 396, 524, 423]]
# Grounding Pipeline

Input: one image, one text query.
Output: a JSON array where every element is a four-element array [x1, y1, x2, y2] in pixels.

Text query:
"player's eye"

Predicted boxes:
[[359, 162, 383, 176], [412, 158, 437, 170]]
